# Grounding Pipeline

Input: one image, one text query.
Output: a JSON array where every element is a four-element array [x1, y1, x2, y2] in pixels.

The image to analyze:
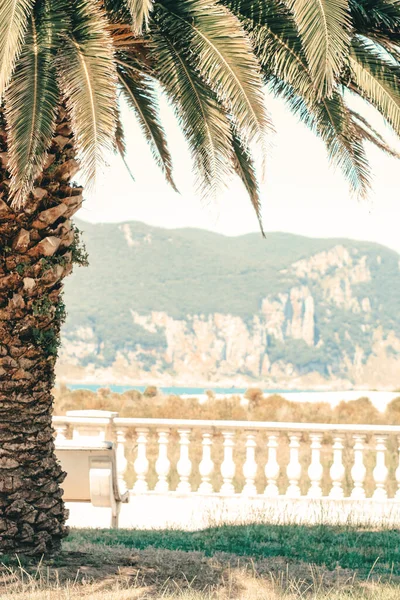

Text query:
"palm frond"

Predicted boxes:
[[150, 26, 234, 198], [156, 0, 271, 149], [56, 0, 117, 191], [222, 0, 278, 24], [125, 0, 153, 35], [349, 36, 400, 135], [0, 0, 35, 99], [232, 131, 264, 235], [285, 0, 352, 99], [272, 79, 372, 196], [350, 0, 400, 40], [249, 19, 313, 100], [117, 66, 177, 191], [349, 108, 400, 158], [114, 104, 136, 182], [5, 0, 61, 208]]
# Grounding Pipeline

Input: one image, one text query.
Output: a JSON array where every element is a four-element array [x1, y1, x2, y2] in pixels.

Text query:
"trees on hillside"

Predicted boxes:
[[0, 0, 399, 555]]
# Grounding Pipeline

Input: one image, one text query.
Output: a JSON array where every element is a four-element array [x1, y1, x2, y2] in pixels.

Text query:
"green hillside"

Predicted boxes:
[[60, 220, 400, 384]]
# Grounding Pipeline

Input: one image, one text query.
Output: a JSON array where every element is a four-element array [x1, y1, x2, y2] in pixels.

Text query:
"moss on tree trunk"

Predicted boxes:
[[0, 107, 85, 556]]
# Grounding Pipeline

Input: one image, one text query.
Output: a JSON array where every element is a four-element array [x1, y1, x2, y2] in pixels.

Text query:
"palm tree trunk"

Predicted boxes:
[[0, 107, 84, 556]]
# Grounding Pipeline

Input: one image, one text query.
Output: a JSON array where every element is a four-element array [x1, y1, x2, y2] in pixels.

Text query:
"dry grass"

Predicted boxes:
[[0, 539, 399, 600], [53, 387, 400, 426]]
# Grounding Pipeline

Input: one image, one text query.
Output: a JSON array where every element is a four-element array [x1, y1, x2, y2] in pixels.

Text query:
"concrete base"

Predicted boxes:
[[66, 494, 400, 530]]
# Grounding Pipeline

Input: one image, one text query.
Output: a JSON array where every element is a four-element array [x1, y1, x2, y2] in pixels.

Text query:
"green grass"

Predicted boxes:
[[2, 523, 400, 598], [68, 522, 400, 578]]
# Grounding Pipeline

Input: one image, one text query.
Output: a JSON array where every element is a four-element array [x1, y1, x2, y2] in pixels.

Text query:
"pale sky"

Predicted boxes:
[[77, 90, 400, 254]]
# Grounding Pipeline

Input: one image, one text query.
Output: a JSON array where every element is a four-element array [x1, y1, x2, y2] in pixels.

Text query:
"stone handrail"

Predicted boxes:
[[53, 414, 400, 501]]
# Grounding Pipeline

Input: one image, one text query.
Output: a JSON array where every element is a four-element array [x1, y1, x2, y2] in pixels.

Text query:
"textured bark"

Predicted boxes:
[[0, 108, 84, 556]]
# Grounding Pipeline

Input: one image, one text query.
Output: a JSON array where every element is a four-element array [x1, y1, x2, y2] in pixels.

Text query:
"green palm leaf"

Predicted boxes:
[[232, 131, 264, 235], [56, 0, 117, 191], [285, 0, 352, 99], [117, 66, 177, 190], [350, 108, 400, 158], [114, 105, 136, 182], [0, 0, 35, 99], [249, 19, 313, 101], [150, 26, 234, 198], [349, 36, 400, 135], [5, 0, 61, 208], [125, 0, 153, 34], [157, 0, 271, 149], [350, 0, 400, 41]]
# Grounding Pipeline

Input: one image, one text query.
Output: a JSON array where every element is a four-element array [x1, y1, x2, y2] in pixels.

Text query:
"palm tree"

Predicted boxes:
[[0, 0, 399, 557]]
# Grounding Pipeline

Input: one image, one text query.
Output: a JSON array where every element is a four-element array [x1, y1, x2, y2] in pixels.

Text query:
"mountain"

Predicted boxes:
[[57, 219, 400, 389]]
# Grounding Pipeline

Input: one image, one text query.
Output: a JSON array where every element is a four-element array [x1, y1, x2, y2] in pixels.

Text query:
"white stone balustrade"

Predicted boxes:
[[198, 431, 214, 494], [396, 436, 400, 501], [177, 429, 192, 493], [286, 434, 302, 498], [220, 431, 236, 494], [329, 435, 345, 499], [307, 433, 324, 498], [155, 429, 170, 493], [351, 435, 367, 499], [242, 431, 258, 495], [133, 428, 149, 492], [373, 435, 388, 500], [53, 415, 400, 503], [264, 434, 280, 497]]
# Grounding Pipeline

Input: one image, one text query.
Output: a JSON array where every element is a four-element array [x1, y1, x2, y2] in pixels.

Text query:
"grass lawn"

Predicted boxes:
[[1, 523, 400, 598]]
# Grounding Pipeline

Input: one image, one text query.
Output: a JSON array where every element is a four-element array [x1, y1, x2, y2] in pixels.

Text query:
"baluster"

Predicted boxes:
[[396, 436, 400, 500], [176, 429, 192, 493], [286, 434, 302, 498], [373, 434, 388, 500], [264, 434, 280, 497], [155, 429, 170, 493], [220, 431, 236, 494], [198, 431, 214, 494], [307, 433, 323, 498], [54, 423, 67, 443], [351, 434, 366, 499], [242, 431, 258, 495], [116, 426, 129, 493], [329, 435, 345, 499], [133, 428, 149, 493]]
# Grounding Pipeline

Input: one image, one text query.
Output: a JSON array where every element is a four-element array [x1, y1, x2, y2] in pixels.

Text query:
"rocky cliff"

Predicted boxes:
[[57, 221, 400, 389]]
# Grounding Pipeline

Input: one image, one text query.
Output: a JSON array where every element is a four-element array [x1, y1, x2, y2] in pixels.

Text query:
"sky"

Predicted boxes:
[[76, 91, 400, 254]]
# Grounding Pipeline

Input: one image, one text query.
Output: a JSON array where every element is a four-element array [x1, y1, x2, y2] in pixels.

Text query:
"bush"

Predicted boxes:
[[144, 386, 159, 398]]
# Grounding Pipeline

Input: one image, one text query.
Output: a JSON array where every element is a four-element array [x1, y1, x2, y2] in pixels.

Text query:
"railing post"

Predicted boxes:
[[115, 426, 129, 493], [177, 429, 192, 493], [264, 434, 280, 497], [54, 423, 68, 443], [372, 434, 388, 500], [155, 429, 171, 493], [242, 431, 258, 496], [351, 434, 366, 499], [307, 433, 323, 498], [220, 431, 236, 495], [286, 433, 302, 498], [329, 435, 345, 499], [133, 428, 149, 493], [198, 431, 214, 494], [396, 436, 400, 500]]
